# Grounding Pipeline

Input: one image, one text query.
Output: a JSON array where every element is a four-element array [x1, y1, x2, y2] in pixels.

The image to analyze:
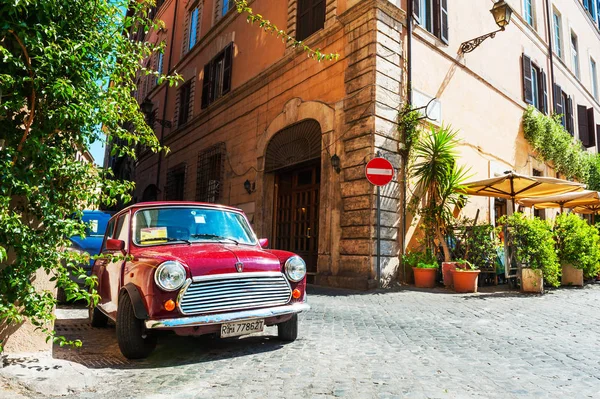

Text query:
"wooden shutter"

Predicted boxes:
[[540, 70, 548, 114], [587, 108, 596, 147], [566, 96, 574, 135], [296, 0, 311, 41], [413, 0, 421, 23], [578, 104, 590, 146], [201, 62, 212, 109], [312, 0, 326, 35], [222, 43, 233, 95], [440, 0, 449, 44], [553, 84, 563, 116], [181, 10, 191, 56], [522, 54, 533, 104]]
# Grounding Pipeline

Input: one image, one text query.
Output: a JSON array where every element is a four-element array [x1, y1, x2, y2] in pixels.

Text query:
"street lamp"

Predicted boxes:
[[140, 98, 173, 128], [459, 0, 513, 54], [330, 154, 341, 174]]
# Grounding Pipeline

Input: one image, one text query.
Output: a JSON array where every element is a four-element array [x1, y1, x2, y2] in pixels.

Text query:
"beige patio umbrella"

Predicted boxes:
[[518, 190, 600, 213], [463, 172, 585, 208]]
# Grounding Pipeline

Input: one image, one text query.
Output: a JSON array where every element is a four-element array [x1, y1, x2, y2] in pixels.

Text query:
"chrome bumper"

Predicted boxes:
[[145, 302, 310, 329]]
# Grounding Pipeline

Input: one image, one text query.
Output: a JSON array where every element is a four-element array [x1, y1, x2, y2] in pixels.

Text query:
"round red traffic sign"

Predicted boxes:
[[365, 157, 394, 186]]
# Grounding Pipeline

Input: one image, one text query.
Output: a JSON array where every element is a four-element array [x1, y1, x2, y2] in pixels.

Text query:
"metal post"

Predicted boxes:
[[377, 185, 381, 287]]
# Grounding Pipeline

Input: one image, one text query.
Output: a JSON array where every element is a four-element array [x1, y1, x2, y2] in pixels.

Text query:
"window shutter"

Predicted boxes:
[[578, 104, 590, 146], [201, 62, 212, 109], [553, 84, 563, 115], [566, 96, 574, 135], [587, 108, 596, 147], [312, 0, 326, 35], [222, 43, 233, 95], [522, 54, 533, 104], [540, 69, 548, 114], [413, 0, 421, 23], [296, 0, 311, 41], [440, 0, 449, 44]]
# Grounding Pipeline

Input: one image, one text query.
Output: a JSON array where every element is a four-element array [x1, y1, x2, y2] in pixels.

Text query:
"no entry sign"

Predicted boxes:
[[365, 157, 394, 186]]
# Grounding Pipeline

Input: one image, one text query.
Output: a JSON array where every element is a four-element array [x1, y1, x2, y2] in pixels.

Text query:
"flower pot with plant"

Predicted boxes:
[[553, 213, 600, 286], [404, 249, 438, 288], [451, 260, 480, 293], [501, 212, 560, 293], [411, 125, 471, 288]]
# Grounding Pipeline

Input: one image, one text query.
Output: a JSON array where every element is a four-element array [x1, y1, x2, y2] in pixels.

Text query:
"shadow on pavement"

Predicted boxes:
[[53, 310, 287, 370]]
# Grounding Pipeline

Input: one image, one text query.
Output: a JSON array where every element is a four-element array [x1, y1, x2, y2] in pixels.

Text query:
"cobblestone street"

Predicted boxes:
[[3, 284, 600, 398]]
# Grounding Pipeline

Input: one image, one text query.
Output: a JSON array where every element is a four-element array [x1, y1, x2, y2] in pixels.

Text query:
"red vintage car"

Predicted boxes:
[[89, 201, 309, 359]]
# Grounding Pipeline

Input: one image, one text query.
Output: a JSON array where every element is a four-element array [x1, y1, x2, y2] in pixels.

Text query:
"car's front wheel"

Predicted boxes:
[[277, 314, 298, 341], [116, 292, 156, 359]]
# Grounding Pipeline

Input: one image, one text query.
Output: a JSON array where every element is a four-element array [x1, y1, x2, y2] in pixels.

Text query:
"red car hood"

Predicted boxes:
[[133, 243, 282, 277]]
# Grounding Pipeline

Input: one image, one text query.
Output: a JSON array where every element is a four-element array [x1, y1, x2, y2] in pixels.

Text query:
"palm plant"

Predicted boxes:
[[412, 125, 471, 262]]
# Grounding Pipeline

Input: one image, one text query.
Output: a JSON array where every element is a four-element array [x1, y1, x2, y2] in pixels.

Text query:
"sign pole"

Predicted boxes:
[[377, 185, 381, 288]]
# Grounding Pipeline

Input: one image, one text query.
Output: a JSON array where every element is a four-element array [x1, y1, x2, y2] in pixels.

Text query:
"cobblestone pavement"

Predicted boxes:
[[3, 284, 600, 398]]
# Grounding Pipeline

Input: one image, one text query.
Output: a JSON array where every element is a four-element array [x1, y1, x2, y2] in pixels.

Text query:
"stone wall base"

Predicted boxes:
[[315, 273, 378, 290]]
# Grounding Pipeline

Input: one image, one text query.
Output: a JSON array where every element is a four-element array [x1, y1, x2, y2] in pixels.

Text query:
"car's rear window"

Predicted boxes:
[[82, 213, 113, 237]]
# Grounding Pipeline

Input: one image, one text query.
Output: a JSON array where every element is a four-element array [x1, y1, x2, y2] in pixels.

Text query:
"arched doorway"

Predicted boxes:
[[141, 184, 159, 202], [265, 119, 321, 283]]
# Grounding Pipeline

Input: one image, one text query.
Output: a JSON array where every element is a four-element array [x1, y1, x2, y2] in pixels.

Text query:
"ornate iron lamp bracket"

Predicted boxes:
[[459, 28, 504, 54]]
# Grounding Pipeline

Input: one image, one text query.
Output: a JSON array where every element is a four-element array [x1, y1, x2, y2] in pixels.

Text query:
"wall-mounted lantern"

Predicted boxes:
[[459, 1, 513, 54], [330, 154, 341, 174]]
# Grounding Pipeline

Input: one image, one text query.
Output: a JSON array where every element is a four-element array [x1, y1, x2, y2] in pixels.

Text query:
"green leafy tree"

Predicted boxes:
[[0, 0, 178, 349]]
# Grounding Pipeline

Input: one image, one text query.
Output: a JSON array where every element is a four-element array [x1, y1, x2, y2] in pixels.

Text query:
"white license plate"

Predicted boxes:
[[220, 319, 265, 338]]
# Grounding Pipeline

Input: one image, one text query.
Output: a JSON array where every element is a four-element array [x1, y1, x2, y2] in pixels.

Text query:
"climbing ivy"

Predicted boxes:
[[398, 103, 422, 162]]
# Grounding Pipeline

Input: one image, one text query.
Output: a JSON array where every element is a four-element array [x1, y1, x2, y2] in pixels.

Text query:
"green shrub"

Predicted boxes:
[[501, 213, 560, 287], [464, 224, 499, 270], [553, 213, 600, 279], [416, 262, 438, 269], [403, 249, 437, 269]]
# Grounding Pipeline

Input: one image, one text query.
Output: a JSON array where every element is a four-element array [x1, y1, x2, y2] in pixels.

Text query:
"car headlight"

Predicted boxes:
[[154, 261, 186, 291], [284, 256, 306, 282]]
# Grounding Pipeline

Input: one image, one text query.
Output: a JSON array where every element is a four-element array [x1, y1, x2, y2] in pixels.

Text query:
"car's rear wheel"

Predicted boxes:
[[89, 305, 108, 328], [277, 314, 298, 342], [116, 292, 156, 359]]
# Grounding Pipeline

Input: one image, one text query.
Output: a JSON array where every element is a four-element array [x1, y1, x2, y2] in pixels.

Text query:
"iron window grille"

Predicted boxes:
[[196, 143, 226, 203]]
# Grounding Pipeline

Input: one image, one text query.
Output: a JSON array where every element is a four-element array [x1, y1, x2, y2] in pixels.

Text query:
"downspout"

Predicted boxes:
[[401, 0, 413, 282], [545, 0, 556, 110], [156, 0, 179, 196]]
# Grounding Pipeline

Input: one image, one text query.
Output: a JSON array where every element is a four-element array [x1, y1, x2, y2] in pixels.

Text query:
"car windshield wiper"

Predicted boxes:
[[190, 234, 239, 245], [141, 237, 192, 245]]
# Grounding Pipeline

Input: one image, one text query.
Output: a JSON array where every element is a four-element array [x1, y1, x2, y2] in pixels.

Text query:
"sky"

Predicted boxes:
[[89, 140, 105, 167]]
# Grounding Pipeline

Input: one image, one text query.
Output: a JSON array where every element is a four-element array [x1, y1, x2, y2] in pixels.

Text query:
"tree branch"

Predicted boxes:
[[9, 30, 36, 163]]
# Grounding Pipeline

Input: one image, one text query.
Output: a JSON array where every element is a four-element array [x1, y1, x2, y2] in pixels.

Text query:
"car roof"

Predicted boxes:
[[116, 201, 243, 217]]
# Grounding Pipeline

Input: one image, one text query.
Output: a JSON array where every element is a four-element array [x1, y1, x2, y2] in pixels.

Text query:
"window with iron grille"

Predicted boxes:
[[166, 163, 186, 200], [178, 80, 192, 126], [196, 143, 226, 203]]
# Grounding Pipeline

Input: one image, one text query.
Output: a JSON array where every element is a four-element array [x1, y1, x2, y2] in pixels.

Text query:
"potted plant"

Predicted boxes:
[[501, 213, 560, 293], [411, 125, 471, 287], [553, 213, 600, 286], [403, 250, 438, 288], [451, 260, 480, 293]]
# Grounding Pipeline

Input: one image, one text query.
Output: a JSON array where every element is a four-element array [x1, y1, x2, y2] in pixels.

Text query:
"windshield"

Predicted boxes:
[[81, 212, 113, 237], [133, 207, 257, 246]]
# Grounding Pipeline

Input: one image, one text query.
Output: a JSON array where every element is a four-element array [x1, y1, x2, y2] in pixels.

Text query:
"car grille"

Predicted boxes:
[[178, 272, 292, 315]]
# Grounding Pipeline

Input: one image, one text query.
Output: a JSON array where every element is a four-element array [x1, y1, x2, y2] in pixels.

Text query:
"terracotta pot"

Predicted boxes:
[[442, 262, 458, 287], [521, 269, 544, 293], [451, 269, 480, 293], [561, 263, 583, 286], [412, 267, 437, 288]]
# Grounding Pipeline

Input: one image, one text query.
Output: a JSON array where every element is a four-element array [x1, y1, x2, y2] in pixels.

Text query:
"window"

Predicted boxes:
[[413, 0, 449, 43], [156, 51, 164, 85], [553, 83, 574, 134], [177, 80, 192, 126], [591, 58, 599, 101], [166, 163, 186, 200], [571, 32, 580, 79], [584, 0, 597, 20], [115, 213, 130, 247], [578, 105, 596, 148], [522, 54, 548, 114], [222, 0, 235, 17], [524, 0, 534, 27], [189, 6, 200, 50], [201, 43, 233, 109], [196, 143, 226, 203], [296, 0, 326, 42], [553, 11, 562, 58]]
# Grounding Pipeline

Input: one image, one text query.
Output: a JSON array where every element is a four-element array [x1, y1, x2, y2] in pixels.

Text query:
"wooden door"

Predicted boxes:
[[274, 164, 320, 283]]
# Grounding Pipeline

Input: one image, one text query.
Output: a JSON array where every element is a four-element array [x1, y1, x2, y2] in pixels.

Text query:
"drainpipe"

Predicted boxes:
[[545, 0, 556, 110], [400, 0, 413, 283], [155, 0, 179, 196]]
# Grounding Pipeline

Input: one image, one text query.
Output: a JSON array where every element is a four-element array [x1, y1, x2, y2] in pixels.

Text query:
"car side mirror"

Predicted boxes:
[[258, 238, 269, 249], [106, 238, 125, 252]]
